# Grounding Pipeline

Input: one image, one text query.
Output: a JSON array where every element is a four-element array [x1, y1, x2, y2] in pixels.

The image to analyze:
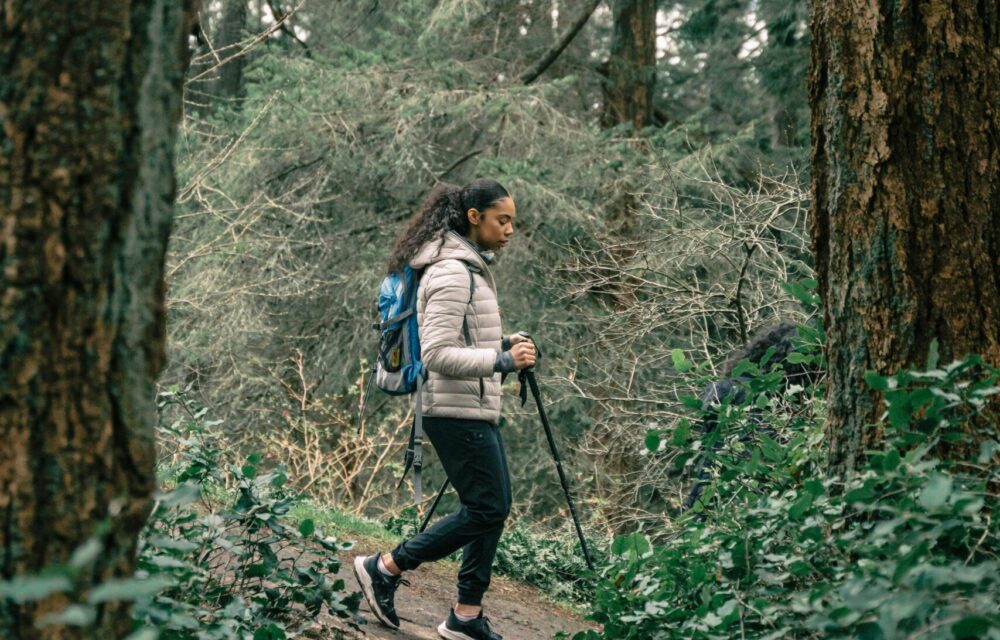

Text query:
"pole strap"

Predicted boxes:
[[413, 374, 424, 505]]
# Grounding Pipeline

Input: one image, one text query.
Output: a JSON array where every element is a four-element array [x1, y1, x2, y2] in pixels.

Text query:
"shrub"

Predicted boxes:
[[0, 390, 362, 639], [575, 351, 999, 639], [132, 389, 363, 638]]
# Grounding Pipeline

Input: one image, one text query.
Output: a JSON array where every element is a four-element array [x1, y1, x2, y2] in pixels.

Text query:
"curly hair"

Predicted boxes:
[[386, 178, 510, 274]]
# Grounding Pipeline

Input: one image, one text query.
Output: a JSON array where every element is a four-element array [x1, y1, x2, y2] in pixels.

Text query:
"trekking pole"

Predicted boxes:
[[419, 478, 450, 533], [518, 342, 595, 572]]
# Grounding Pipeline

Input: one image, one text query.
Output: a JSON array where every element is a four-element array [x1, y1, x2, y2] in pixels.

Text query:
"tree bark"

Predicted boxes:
[[216, 0, 250, 97], [0, 0, 199, 636], [809, 1, 1000, 475], [600, 0, 657, 129]]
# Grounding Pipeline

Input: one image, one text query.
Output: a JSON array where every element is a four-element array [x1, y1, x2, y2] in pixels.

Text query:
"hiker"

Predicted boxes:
[[353, 178, 535, 640]]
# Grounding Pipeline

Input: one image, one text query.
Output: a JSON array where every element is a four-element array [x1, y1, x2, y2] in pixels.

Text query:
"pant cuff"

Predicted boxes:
[[390, 546, 420, 572], [457, 590, 484, 607]]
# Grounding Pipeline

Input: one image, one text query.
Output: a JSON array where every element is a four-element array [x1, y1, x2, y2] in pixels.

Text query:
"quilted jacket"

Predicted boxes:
[[410, 231, 504, 423]]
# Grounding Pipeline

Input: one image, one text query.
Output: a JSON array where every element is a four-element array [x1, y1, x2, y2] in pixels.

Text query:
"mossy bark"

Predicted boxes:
[[600, 0, 657, 130], [0, 1, 198, 636], [809, 1, 1000, 475]]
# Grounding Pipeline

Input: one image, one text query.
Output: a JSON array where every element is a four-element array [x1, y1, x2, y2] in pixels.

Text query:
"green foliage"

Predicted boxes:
[[578, 350, 999, 639], [130, 390, 362, 638], [0, 390, 362, 638]]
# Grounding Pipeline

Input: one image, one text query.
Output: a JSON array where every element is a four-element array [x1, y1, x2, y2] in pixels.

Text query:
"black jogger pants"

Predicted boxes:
[[390, 416, 512, 606]]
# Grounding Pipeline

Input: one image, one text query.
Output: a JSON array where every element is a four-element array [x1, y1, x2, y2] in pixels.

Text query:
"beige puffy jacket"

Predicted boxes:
[[410, 231, 504, 424]]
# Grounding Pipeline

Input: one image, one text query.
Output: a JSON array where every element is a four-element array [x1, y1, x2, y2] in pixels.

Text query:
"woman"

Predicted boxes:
[[353, 178, 536, 640]]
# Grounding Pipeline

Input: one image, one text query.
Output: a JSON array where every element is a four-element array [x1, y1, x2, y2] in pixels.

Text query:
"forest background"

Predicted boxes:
[[2, 0, 997, 638], [170, 0, 813, 530]]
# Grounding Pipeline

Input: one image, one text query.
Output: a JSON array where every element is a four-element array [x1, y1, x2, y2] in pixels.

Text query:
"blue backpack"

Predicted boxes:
[[358, 260, 478, 505], [373, 264, 425, 396]]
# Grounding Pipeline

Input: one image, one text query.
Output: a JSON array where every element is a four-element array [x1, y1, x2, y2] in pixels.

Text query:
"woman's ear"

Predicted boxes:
[[467, 208, 480, 226]]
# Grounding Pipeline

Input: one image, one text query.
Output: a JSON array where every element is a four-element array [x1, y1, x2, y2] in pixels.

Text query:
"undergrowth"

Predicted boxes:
[[571, 332, 1000, 639]]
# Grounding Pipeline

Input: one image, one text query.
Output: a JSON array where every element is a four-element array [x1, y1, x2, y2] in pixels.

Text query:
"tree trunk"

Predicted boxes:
[[0, 0, 199, 636], [600, 0, 657, 129], [809, 1, 1000, 475], [214, 0, 248, 101]]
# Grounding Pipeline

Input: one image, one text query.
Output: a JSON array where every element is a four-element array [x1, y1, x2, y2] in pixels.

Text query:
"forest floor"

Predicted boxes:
[[310, 526, 600, 640]]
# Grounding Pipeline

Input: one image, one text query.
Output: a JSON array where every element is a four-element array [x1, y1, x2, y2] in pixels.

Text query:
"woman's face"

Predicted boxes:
[[467, 196, 516, 252]]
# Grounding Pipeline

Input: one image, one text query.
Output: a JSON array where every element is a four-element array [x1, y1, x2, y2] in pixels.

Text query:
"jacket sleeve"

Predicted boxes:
[[420, 260, 498, 378]]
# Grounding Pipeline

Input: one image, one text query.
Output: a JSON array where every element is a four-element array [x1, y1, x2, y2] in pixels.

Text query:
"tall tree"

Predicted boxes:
[[809, 1, 1000, 474], [600, 0, 657, 129], [215, 0, 249, 99], [754, 0, 809, 151], [0, 0, 198, 636]]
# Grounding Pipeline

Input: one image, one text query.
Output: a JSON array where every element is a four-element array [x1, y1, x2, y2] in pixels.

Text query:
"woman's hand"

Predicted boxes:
[[509, 332, 533, 347], [510, 340, 537, 370]]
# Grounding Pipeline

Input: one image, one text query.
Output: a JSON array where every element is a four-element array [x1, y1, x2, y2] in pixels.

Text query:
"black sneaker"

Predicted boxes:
[[352, 554, 405, 629], [437, 609, 502, 640]]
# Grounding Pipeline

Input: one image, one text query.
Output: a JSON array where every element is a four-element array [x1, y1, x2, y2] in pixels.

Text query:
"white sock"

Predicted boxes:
[[454, 609, 480, 622], [376, 554, 395, 577]]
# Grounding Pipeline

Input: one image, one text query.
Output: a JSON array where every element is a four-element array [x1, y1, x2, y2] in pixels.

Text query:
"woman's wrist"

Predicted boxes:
[[494, 350, 516, 373]]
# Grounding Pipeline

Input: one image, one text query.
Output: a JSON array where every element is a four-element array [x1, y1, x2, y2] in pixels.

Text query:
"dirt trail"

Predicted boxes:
[[319, 536, 600, 640]]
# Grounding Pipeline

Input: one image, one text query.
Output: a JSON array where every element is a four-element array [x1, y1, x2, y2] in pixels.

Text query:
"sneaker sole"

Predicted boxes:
[[352, 556, 400, 630], [437, 622, 479, 640]]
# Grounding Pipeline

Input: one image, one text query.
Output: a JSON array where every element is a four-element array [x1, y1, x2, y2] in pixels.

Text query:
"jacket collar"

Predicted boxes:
[[410, 231, 497, 291]]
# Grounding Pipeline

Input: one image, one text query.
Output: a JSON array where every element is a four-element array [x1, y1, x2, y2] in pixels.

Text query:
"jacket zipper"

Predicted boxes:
[[479, 377, 485, 400]]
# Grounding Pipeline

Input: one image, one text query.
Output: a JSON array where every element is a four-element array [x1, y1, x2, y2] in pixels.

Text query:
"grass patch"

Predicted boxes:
[[288, 500, 398, 546]]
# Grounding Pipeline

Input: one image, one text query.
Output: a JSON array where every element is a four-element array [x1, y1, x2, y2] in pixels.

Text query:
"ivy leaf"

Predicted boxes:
[[299, 519, 316, 537], [89, 576, 175, 603], [611, 533, 651, 559], [978, 440, 999, 464], [644, 430, 661, 452], [759, 434, 785, 462], [68, 538, 104, 570], [0, 575, 72, 603], [864, 371, 888, 391], [952, 616, 992, 639], [37, 605, 96, 627], [788, 493, 814, 521], [919, 474, 952, 510], [804, 479, 825, 497], [892, 541, 929, 582], [786, 352, 810, 365], [680, 394, 704, 410], [253, 624, 287, 640], [730, 359, 757, 379], [926, 338, 940, 370], [844, 484, 876, 505], [671, 349, 691, 372], [673, 420, 691, 446], [882, 448, 901, 472], [157, 482, 201, 508]]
